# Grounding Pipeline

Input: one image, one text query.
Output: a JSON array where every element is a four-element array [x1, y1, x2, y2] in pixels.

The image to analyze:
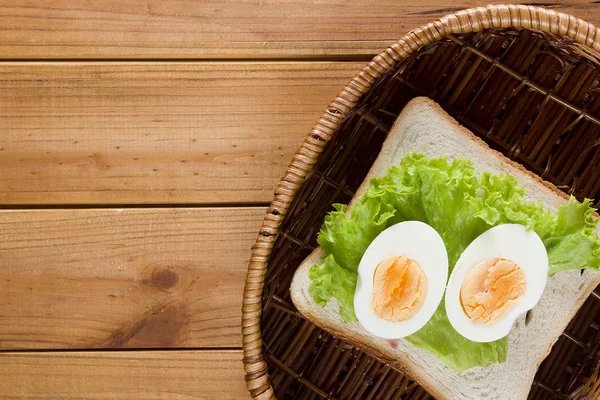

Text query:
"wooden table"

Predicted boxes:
[[1, 1, 599, 399]]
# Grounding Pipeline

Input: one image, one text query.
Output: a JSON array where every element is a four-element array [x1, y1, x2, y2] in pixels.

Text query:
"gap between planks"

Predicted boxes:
[[0, 202, 271, 210], [0, 56, 376, 63], [0, 346, 242, 353]]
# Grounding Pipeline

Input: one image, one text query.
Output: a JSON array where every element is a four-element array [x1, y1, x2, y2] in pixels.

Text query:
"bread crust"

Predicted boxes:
[[405, 98, 571, 202]]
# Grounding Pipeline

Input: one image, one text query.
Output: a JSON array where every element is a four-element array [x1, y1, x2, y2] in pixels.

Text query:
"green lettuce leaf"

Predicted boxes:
[[543, 197, 600, 274], [308, 153, 600, 372], [317, 200, 396, 272], [404, 302, 508, 371], [309, 254, 358, 322]]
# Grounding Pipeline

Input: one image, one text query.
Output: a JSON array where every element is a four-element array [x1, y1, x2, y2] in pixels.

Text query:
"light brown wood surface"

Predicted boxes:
[[2, 2, 596, 399], [0, 207, 264, 349], [1, 1, 600, 59], [0, 350, 245, 399], [0, 62, 359, 205]]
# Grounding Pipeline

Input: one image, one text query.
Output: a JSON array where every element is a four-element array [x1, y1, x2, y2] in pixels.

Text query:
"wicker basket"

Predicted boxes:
[[242, 5, 600, 399]]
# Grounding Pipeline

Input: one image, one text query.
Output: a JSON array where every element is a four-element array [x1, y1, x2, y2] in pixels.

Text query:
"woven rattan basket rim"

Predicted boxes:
[[242, 5, 600, 399]]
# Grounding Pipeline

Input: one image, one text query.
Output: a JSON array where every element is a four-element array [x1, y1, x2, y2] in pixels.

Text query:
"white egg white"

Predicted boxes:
[[354, 221, 449, 339], [445, 224, 548, 343]]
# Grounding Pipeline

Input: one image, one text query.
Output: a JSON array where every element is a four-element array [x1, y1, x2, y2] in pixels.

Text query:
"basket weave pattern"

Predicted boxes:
[[243, 5, 600, 399]]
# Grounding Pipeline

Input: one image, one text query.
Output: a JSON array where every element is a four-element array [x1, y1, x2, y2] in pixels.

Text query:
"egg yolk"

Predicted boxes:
[[460, 258, 527, 325], [371, 256, 428, 322]]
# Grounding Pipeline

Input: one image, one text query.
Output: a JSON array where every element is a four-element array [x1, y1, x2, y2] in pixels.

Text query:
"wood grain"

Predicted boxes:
[[0, 207, 265, 350], [0, 61, 360, 205], [1, 1, 599, 59], [0, 350, 247, 399]]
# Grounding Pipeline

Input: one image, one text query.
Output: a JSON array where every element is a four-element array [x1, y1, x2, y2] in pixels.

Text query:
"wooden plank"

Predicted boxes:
[[0, 207, 265, 350], [0, 350, 247, 399], [1, 1, 599, 59], [0, 61, 360, 205]]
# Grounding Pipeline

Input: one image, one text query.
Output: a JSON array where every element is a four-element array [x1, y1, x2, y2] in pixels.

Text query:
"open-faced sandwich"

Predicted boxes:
[[290, 97, 600, 400]]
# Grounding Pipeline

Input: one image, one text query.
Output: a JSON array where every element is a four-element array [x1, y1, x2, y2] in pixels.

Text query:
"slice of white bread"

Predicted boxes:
[[290, 97, 600, 400]]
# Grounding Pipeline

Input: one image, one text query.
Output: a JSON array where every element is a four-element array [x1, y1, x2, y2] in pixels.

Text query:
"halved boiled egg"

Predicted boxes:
[[354, 221, 448, 339], [445, 224, 548, 343]]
